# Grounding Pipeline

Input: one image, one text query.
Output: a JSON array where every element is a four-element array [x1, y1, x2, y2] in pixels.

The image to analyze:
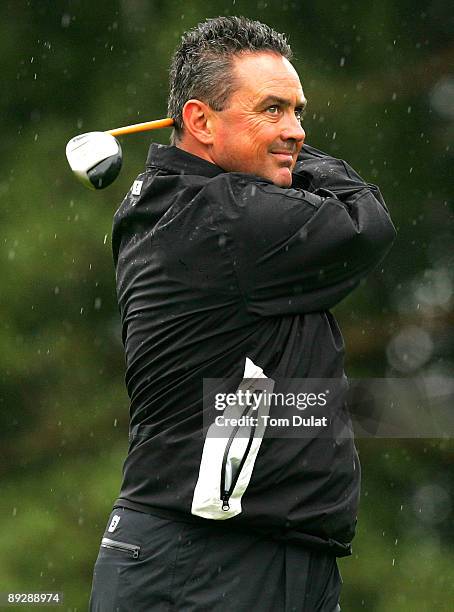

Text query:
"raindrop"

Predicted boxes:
[[386, 326, 433, 372], [421, 366, 454, 403], [412, 484, 451, 524], [414, 268, 452, 312], [430, 76, 454, 120], [299, 227, 308, 241]]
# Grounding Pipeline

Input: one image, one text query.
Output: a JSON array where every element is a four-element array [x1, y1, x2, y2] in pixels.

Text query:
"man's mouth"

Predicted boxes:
[[271, 151, 295, 165]]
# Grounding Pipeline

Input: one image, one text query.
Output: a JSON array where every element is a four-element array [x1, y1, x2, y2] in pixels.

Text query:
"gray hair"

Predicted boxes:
[[167, 16, 293, 144]]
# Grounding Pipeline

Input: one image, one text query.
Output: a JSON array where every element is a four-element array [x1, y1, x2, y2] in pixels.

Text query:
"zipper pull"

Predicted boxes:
[[221, 493, 230, 511]]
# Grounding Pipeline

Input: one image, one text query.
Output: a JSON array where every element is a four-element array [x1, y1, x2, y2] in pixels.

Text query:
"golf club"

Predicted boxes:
[[66, 117, 174, 190]]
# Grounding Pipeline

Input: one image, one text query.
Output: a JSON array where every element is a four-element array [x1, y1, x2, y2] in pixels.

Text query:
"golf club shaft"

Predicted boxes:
[[107, 117, 174, 137]]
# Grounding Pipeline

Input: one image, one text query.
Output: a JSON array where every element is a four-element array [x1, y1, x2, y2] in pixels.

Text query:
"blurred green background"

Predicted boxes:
[[1, 1, 453, 610]]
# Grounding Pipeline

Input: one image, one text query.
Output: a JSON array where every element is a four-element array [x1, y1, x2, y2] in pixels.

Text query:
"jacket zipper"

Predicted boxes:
[[220, 404, 257, 512], [101, 537, 140, 559]]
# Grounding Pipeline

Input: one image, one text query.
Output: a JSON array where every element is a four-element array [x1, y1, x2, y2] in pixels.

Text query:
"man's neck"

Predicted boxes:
[[176, 137, 217, 167]]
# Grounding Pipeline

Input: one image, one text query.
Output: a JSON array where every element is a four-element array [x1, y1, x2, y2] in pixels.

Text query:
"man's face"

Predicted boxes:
[[210, 52, 306, 188]]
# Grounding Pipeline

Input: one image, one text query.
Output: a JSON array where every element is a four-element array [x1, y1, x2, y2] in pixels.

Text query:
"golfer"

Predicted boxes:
[[89, 16, 395, 611]]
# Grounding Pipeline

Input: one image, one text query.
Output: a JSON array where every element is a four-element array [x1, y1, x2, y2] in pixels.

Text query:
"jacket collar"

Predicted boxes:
[[146, 143, 225, 178]]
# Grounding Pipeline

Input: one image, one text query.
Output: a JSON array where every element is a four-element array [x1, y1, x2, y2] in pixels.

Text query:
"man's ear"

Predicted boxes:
[[182, 99, 215, 145]]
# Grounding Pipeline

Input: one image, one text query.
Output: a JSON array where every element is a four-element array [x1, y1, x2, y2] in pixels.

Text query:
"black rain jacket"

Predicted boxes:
[[111, 143, 396, 557]]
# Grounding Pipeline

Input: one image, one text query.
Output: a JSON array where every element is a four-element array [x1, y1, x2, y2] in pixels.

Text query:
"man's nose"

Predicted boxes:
[[281, 112, 306, 143]]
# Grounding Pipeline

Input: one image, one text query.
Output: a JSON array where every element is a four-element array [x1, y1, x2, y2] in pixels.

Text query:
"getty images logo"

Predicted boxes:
[[108, 514, 121, 533]]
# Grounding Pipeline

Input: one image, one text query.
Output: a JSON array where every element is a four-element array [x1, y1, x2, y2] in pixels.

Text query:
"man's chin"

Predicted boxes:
[[272, 167, 293, 188]]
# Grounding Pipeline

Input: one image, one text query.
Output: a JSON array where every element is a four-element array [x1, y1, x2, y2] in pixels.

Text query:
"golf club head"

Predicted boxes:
[[66, 131, 122, 190]]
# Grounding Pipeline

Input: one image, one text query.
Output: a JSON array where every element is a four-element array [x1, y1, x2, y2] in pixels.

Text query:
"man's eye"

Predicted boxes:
[[266, 106, 280, 115], [295, 108, 306, 122]]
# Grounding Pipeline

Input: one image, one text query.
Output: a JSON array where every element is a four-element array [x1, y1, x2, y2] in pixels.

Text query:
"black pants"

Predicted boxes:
[[89, 507, 342, 612]]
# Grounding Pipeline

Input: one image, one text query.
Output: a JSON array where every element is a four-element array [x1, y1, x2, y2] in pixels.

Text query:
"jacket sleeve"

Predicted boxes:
[[292, 143, 390, 214], [213, 148, 396, 317]]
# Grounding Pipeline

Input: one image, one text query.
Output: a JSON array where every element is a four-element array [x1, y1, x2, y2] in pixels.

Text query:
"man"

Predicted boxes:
[[89, 16, 395, 612]]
